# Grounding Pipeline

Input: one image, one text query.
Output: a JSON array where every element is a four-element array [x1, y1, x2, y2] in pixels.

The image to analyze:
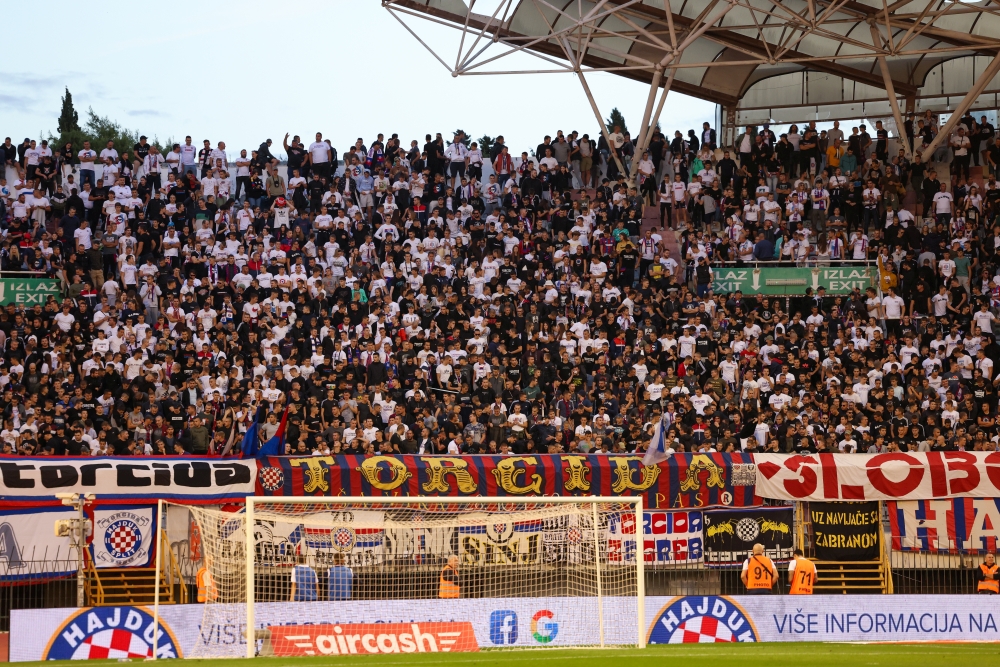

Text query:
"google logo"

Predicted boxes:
[[531, 610, 559, 643]]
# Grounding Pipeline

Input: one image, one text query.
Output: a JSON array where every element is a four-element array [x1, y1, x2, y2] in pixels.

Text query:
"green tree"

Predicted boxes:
[[83, 108, 141, 158], [57, 87, 81, 135], [453, 129, 472, 148], [48, 91, 170, 160], [605, 108, 628, 135], [477, 134, 494, 156]]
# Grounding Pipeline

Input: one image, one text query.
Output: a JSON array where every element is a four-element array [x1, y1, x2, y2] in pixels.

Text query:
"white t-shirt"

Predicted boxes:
[[933, 191, 953, 214], [308, 141, 330, 164], [882, 295, 905, 319]]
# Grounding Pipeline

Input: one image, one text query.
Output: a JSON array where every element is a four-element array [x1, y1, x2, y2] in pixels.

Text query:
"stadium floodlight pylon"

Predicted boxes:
[[170, 496, 645, 658]]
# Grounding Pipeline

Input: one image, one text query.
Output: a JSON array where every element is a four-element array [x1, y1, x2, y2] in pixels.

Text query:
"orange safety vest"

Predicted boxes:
[[978, 563, 999, 593], [439, 565, 460, 599], [789, 558, 817, 595], [745, 555, 776, 590], [197, 566, 217, 602]]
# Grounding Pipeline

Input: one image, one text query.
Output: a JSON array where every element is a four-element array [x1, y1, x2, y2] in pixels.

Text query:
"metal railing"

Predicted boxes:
[[0, 558, 77, 632], [888, 540, 995, 595]]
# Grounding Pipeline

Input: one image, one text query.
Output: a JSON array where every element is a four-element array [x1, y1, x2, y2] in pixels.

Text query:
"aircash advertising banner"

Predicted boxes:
[[0, 457, 257, 502], [12, 595, 1000, 660], [888, 498, 1000, 552], [754, 452, 1000, 501], [257, 453, 759, 509]]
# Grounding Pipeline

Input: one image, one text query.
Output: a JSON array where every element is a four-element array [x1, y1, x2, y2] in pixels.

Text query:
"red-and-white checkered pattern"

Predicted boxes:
[[669, 616, 738, 643], [108, 525, 139, 556], [259, 466, 284, 491], [71, 629, 152, 659]]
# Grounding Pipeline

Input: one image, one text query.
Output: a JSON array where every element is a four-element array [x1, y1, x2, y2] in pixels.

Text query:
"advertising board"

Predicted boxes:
[[14, 595, 999, 660]]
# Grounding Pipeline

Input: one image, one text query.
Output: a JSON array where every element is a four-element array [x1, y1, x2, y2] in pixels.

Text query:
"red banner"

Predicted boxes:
[[256, 454, 759, 509], [268, 622, 479, 656], [755, 452, 1000, 501]]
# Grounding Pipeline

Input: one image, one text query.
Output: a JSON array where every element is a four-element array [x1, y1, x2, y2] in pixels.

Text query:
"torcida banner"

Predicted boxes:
[[0, 457, 257, 502], [754, 452, 1000, 501], [256, 454, 759, 509]]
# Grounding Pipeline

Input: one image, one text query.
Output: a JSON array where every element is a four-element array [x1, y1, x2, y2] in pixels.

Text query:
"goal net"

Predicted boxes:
[[171, 497, 644, 658]]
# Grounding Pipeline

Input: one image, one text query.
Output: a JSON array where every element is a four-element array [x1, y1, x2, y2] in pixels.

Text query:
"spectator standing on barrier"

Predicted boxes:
[[328, 552, 354, 601], [976, 553, 998, 594], [741, 543, 777, 594], [290, 552, 318, 602], [788, 549, 817, 595]]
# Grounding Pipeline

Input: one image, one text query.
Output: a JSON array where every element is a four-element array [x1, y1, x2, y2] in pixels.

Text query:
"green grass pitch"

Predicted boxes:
[[15, 643, 1000, 667]]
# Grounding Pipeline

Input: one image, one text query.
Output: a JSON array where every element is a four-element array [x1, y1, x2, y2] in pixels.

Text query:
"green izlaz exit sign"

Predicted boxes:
[[711, 267, 874, 295], [0, 279, 62, 305]]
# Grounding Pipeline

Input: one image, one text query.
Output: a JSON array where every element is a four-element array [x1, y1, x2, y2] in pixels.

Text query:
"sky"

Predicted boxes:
[[1, 0, 717, 159]]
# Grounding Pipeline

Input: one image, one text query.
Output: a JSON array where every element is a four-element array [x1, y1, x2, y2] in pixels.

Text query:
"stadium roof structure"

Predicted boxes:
[[384, 0, 1000, 179]]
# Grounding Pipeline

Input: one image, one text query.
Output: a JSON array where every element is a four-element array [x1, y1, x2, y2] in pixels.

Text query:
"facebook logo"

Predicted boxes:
[[489, 610, 518, 645]]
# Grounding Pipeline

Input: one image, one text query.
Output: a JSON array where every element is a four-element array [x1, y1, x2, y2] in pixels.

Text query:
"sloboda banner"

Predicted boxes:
[[754, 452, 1000, 501], [12, 596, 1000, 660], [0, 457, 257, 501], [888, 498, 1000, 552], [809, 502, 880, 560], [702, 507, 794, 567], [257, 454, 759, 509]]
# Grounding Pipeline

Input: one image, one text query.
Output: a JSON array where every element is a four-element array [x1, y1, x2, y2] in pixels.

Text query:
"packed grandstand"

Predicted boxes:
[[0, 109, 999, 461]]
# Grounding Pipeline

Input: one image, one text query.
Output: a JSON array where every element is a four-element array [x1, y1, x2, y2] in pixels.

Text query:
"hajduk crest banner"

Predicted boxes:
[[91, 507, 156, 568]]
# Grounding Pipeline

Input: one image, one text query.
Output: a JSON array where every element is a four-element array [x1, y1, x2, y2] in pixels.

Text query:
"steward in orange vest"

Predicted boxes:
[[976, 553, 998, 594], [439, 555, 460, 599], [788, 549, 818, 595], [741, 544, 777, 594]]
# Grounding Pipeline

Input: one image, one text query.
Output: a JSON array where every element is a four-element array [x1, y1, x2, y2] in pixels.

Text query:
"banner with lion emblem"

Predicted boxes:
[[256, 454, 759, 509]]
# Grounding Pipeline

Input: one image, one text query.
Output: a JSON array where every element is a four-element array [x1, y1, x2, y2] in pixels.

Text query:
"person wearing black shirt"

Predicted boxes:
[[198, 139, 213, 178]]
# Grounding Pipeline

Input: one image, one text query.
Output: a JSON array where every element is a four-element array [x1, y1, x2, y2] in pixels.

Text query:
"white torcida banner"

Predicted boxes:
[[754, 451, 1000, 501], [11, 595, 1000, 660]]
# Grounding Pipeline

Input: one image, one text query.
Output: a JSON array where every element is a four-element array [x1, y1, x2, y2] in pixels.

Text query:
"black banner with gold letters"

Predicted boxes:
[[255, 454, 760, 509], [810, 501, 881, 560]]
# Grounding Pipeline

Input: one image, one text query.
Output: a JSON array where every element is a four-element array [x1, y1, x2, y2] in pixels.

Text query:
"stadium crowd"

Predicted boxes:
[[0, 107, 1000, 459]]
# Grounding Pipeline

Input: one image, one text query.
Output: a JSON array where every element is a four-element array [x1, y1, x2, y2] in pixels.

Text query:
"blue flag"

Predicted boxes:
[[239, 419, 261, 458], [642, 415, 670, 466], [257, 407, 289, 458]]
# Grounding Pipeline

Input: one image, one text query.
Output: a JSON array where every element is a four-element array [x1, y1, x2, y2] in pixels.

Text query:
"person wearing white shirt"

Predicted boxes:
[[444, 138, 469, 188], [308, 132, 332, 178], [973, 304, 997, 334], [932, 183, 953, 224]]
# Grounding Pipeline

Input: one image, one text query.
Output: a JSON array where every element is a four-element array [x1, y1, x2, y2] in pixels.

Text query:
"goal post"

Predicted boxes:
[[181, 495, 646, 657]]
